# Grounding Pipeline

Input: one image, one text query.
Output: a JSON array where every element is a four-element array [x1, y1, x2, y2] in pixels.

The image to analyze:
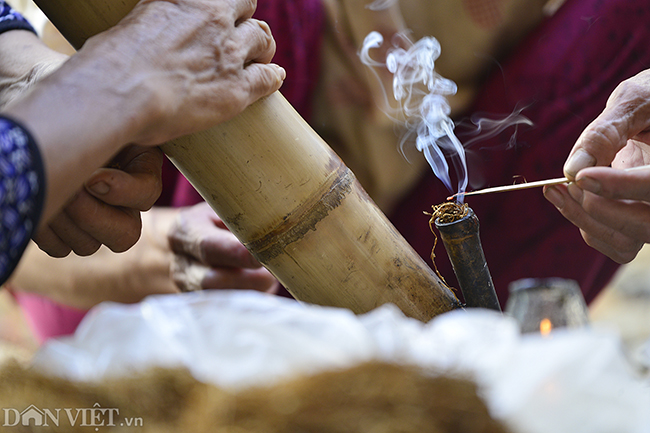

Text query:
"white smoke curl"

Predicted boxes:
[[361, 31, 467, 195], [360, 30, 533, 198]]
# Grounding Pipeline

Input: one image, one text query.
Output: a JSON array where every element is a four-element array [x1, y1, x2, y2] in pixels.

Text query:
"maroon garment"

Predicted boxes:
[[391, 0, 650, 307]]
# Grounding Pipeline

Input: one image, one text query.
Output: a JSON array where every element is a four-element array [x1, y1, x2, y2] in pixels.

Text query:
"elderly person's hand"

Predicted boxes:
[[33, 145, 163, 257], [544, 69, 650, 263], [0, 30, 166, 258], [81, 0, 286, 146], [168, 202, 279, 293], [10, 202, 278, 310], [4, 0, 285, 230]]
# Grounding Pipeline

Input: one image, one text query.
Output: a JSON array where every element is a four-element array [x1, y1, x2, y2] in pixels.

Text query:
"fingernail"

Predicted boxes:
[[544, 186, 564, 208], [567, 183, 584, 204], [276, 65, 286, 80], [87, 181, 110, 195], [564, 149, 596, 178], [576, 176, 601, 194]]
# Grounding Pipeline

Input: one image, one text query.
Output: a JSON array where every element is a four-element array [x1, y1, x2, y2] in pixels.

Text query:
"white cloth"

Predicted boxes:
[[33, 291, 650, 433]]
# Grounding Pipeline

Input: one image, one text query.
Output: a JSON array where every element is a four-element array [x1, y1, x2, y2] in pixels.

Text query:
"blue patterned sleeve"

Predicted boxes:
[[0, 0, 37, 35], [0, 116, 46, 285]]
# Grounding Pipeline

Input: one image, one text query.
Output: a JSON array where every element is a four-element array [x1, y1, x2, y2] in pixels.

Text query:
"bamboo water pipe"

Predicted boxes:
[[435, 208, 500, 311], [34, 0, 461, 321]]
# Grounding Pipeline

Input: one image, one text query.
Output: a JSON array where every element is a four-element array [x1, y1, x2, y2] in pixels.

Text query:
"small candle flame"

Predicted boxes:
[[540, 318, 552, 336]]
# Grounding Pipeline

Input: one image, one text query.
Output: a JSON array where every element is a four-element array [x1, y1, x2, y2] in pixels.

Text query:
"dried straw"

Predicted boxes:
[[0, 361, 510, 433]]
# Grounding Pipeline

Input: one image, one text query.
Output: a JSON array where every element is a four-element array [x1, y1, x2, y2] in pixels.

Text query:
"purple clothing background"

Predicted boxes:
[[17, 0, 650, 341]]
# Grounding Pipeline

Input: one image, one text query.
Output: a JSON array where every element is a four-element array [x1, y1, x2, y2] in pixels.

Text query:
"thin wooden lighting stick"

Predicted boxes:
[[448, 165, 650, 201], [447, 176, 569, 200]]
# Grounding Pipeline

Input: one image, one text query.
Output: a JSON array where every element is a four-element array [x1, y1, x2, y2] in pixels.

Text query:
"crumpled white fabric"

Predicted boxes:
[[32, 290, 650, 433]]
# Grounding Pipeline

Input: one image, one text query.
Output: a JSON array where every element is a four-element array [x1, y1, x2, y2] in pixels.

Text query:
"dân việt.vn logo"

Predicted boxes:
[[2, 403, 143, 429]]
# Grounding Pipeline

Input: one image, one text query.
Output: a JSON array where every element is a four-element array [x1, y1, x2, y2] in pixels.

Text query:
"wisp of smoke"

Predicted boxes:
[[457, 108, 534, 150], [360, 30, 534, 198], [361, 31, 467, 195]]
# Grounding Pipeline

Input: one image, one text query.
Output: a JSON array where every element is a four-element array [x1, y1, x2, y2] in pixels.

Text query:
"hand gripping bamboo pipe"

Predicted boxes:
[[34, 0, 461, 321]]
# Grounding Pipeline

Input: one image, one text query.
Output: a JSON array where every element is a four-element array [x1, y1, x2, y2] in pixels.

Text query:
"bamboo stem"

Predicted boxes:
[[34, 0, 462, 321]]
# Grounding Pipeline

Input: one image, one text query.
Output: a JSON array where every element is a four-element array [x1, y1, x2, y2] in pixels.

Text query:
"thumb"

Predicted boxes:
[[84, 146, 163, 210], [563, 120, 619, 181], [565, 70, 650, 180]]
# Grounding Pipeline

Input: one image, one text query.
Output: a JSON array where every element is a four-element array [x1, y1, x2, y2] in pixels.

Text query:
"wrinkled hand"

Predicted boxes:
[[33, 146, 163, 257], [79, 0, 286, 146], [168, 202, 279, 293], [544, 70, 650, 263]]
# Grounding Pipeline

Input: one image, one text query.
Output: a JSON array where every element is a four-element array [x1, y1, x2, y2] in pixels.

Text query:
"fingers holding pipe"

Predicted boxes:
[[85, 146, 163, 211], [233, 0, 257, 22], [33, 205, 101, 258], [64, 191, 143, 253], [236, 19, 285, 102], [238, 19, 276, 65]]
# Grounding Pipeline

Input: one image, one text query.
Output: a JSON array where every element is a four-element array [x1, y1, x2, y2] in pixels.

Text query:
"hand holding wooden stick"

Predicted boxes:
[[448, 165, 650, 201]]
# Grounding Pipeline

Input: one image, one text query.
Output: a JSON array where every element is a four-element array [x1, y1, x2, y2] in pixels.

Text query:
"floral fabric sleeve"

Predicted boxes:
[[0, 116, 45, 285], [0, 0, 37, 35]]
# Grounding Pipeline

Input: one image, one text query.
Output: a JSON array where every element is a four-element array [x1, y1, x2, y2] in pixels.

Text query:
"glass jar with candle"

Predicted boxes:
[[505, 278, 590, 334]]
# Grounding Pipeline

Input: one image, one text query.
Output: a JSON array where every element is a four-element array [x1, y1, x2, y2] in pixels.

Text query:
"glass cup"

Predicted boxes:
[[505, 278, 590, 334]]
